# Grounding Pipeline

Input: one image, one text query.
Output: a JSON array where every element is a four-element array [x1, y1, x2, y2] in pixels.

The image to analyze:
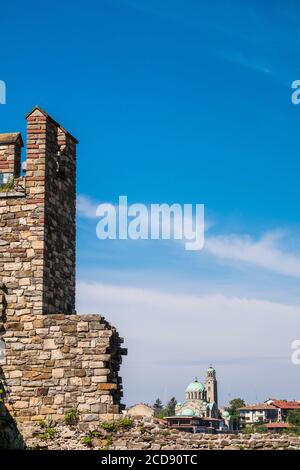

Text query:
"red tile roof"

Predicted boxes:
[[265, 422, 291, 429], [271, 400, 300, 410]]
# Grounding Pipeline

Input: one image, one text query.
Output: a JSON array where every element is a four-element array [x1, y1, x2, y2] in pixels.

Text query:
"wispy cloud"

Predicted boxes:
[[215, 46, 294, 87], [78, 195, 300, 279], [77, 195, 98, 219], [219, 50, 271, 76], [77, 280, 300, 404], [77, 280, 300, 357], [205, 231, 300, 278], [114, 0, 295, 86]]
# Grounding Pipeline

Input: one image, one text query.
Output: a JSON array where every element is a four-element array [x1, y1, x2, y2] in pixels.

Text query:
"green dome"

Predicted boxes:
[[186, 379, 204, 393], [207, 366, 215, 373], [222, 411, 230, 418], [181, 408, 195, 416]]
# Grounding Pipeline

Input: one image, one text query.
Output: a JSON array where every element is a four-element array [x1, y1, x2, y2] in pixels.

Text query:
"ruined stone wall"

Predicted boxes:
[[3, 314, 125, 426], [0, 108, 126, 438], [13, 417, 300, 451]]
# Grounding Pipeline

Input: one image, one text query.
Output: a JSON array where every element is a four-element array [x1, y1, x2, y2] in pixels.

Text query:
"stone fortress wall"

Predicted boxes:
[[8, 417, 300, 451], [0, 108, 126, 440]]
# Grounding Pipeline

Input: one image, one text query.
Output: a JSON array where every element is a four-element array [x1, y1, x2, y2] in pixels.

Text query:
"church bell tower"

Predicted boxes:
[[205, 366, 218, 406]]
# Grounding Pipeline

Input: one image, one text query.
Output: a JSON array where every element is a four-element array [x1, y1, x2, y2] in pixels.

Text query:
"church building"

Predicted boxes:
[[175, 366, 219, 418]]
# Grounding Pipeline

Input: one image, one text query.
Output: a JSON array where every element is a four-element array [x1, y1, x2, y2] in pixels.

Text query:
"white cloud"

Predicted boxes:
[[78, 195, 300, 279], [205, 231, 300, 278], [77, 195, 98, 219], [78, 196, 300, 278], [220, 50, 271, 76], [77, 280, 300, 405]]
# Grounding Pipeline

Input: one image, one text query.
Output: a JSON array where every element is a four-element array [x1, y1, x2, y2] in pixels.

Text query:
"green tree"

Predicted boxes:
[[228, 398, 246, 430], [287, 410, 300, 426], [228, 398, 246, 414], [165, 397, 177, 416], [153, 398, 163, 416]]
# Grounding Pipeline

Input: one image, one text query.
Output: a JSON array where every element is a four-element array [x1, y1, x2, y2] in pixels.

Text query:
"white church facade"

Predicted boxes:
[[175, 366, 219, 419]]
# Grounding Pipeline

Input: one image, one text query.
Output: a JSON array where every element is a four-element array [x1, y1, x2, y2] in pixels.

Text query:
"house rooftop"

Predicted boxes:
[[165, 416, 221, 421], [127, 403, 153, 409], [265, 422, 291, 429], [239, 403, 277, 411], [271, 400, 300, 410]]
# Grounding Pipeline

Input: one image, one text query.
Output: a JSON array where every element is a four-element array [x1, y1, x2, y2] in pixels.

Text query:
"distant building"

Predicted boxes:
[[175, 366, 218, 419], [265, 422, 292, 433], [239, 403, 278, 425], [265, 399, 300, 422], [125, 403, 154, 418], [239, 399, 300, 425], [165, 416, 221, 434]]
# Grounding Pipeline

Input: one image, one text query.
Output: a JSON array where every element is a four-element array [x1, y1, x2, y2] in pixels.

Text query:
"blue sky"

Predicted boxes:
[[1, 0, 300, 406]]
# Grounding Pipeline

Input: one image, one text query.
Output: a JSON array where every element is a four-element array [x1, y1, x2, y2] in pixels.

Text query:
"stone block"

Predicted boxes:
[[44, 339, 56, 350], [97, 383, 118, 391]]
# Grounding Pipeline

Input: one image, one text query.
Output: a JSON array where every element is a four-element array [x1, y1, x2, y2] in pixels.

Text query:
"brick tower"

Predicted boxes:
[[204, 366, 218, 407], [0, 107, 77, 317], [0, 108, 126, 440]]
